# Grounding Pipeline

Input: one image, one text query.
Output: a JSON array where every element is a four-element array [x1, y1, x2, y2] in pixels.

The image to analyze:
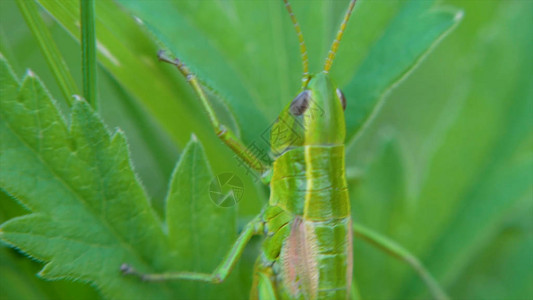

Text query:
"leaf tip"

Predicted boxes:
[[191, 133, 198, 142], [133, 16, 144, 25], [26, 69, 36, 78], [455, 10, 465, 22], [73, 94, 84, 102], [71, 94, 93, 112], [115, 128, 125, 136]]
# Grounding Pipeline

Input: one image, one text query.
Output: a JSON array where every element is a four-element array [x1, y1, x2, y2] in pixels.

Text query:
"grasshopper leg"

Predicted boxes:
[[352, 222, 449, 300], [158, 50, 270, 176], [250, 257, 278, 300], [255, 271, 278, 300], [122, 216, 264, 282]]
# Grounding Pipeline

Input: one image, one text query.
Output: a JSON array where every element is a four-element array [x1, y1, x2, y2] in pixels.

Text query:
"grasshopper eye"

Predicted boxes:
[[336, 88, 346, 111], [290, 90, 310, 116]]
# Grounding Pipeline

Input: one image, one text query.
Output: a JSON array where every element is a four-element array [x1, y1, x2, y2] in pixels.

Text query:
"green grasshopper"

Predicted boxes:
[[122, 0, 447, 299]]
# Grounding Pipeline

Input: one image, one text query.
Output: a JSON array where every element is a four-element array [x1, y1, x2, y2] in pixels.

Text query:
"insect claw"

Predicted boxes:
[[157, 50, 178, 65], [120, 263, 135, 275], [157, 49, 167, 61], [212, 274, 223, 284], [157, 50, 183, 68]]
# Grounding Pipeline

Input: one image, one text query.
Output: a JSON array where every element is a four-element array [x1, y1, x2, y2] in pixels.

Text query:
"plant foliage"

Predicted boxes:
[[0, 0, 531, 299]]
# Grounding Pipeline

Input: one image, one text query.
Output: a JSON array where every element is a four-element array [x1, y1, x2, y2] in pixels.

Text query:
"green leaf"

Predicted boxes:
[[350, 138, 407, 234], [349, 137, 413, 299], [337, 1, 462, 144], [33, 0, 213, 149], [114, 0, 461, 152], [446, 207, 533, 299], [114, 0, 291, 152], [15, 0, 79, 105], [0, 57, 235, 299], [401, 3, 533, 297], [80, 0, 97, 108], [0, 184, 100, 300], [0, 246, 100, 300], [36, 0, 266, 217], [0, 54, 172, 299], [166, 137, 241, 299], [2, 1, 530, 300], [345, 1, 533, 299]]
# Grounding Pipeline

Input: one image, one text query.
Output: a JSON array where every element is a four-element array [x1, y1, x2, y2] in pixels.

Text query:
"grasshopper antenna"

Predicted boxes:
[[323, 0, 357, 73], [283, 0, 309, 86]]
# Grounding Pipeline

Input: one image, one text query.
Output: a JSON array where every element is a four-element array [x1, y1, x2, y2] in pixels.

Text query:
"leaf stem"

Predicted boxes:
[[81, 0, 97, 109], [16, 0, 78, 106]]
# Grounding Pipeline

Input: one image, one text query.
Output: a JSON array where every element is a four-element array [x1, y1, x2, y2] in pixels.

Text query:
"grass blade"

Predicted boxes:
[[80, 0, 97, 109], [16, 0, 78, 105]]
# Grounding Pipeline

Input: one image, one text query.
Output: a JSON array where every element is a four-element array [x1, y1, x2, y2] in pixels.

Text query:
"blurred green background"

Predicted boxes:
[[1, 0, 531, 299]]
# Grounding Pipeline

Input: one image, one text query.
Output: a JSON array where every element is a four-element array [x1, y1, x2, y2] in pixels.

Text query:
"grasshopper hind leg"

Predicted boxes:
[[250, 258, 278, 300], [352, 222, 449, 300], [121, 216, 264, 283]]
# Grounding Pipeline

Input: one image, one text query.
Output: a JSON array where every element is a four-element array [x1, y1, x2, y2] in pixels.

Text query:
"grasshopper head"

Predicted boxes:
[[272, 0, 356, 155], [270, 73, 346, 155], [296, 73, 346, 146]]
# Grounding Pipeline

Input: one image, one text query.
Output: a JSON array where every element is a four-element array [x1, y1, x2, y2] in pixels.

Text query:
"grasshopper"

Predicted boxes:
[[122, 0, 447, 299]]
